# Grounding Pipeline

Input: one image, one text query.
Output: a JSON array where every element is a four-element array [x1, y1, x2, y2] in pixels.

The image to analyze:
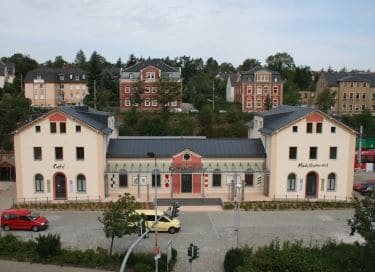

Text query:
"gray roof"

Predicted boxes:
[[124, 59, 179, 73], [59, 106, 113, 134], [24, 67, 87, 83], [107, 138, 266, 158], [255, 105, 315, 134], [228, 68, 282, 86], [322, 72, 375, 87]]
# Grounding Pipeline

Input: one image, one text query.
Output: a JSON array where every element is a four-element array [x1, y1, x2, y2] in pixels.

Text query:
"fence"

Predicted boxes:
[[270, 194, 352, 202], [13, 195, 102, 206]]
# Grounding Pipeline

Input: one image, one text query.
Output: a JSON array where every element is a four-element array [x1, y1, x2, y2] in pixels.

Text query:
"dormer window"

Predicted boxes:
[[129, 73, 134, 79], [147, 72, 155, 80], [59, 75, 65, 81], [75, 75, 80, 80], [70, 74, 73, 79], [82, 74, 85, 79], [275, 78, 278, 82], [36, 73, 42, 80]]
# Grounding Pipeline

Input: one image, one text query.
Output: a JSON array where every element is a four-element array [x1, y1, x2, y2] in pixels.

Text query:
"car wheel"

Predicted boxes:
[[4, 225, 10, 231], [32, 226, 39, 232], [168, 227, 177, 234]]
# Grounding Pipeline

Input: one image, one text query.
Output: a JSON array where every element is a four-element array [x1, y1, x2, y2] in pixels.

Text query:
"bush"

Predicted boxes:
[[224, 247, 245, 272], [36, 233, 61, 259]]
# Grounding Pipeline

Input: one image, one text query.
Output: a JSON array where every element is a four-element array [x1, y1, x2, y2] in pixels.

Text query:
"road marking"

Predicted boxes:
[[208, 213, 220, 239]]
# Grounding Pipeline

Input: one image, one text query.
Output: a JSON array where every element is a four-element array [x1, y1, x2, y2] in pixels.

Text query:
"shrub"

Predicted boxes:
[[224, 247, 245, 272], [35, 233, 61, 259]]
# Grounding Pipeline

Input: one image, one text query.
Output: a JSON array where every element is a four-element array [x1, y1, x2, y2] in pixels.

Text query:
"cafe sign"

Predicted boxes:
[[298, 162, 328, 168]]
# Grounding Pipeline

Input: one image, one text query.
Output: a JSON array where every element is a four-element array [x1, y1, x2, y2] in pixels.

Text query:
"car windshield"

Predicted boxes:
[[29, 213, 40, 220]]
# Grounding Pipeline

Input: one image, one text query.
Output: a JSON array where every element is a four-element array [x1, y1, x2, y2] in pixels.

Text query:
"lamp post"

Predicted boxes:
[[147, 152, 159, 272]]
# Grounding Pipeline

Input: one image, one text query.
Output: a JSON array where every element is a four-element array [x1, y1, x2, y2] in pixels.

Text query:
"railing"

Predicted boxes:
[[13, 195, 102, 206], [270, 194, 352, 202]]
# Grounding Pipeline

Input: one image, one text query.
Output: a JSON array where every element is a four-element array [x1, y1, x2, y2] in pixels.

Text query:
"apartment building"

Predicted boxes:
[[0, 60, 15, 88], [316, 71, 375, 114], [226, 68, 283, 112], [24, 68, 88, 107], [119, 59, 182, 111]]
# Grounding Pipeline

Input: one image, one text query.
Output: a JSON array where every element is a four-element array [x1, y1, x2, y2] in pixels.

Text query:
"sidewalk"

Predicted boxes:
[[0, 260, 113, 272]]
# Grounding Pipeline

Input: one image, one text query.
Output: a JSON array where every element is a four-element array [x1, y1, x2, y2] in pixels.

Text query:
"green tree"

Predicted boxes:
[[219, 62, 236, 74], [98, 193, 139, 256], [353, 193, 375, 244], [85, 51, 104, 105], [293, 66, 313, 91], [265, 94, 272, 111], [157, 73, 181, 112], [237, 58, 262, 71], [315, 88, 336, 112], [266, 52, 295, 78], [74, 49, 87, 69], [1, 53, 39, 80], [126, 54, 137, 67], [283, 82, 301, 106]]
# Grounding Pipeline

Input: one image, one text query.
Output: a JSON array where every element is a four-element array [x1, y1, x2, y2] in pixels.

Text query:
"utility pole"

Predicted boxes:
[[358, 125, 363, 171], [212, 81, 215, 110], [94, 80, 97, 109]]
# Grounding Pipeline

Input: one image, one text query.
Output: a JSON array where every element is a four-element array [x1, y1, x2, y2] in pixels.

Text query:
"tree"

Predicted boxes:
[[98, 193, 139, 256], [315, 88, 336, 112], [283, 82, 301, 106], [1, 53, 39, 79], [265, 94, 272, 111], [157, 73, 181, 112], [74, 49, 87, 69], [237, 58, 261, 71], [125, 54, 137, 67], [85, 51, 104, 105], [353, 194, 375, 245], [219, 62, 236, 74], [266, 52, 295, 79], [293, 66, 313, 91]]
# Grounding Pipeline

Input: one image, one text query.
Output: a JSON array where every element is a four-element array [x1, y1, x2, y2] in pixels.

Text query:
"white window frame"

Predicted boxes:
[[125, 86, 130, 93], [125, 99, 131, 106], [147, 72, 155, 80], [152, 99, 158, 106], [145, 99, 150, 106]]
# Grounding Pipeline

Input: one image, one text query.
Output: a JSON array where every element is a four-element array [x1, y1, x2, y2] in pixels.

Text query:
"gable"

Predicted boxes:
[[306, 112, 324, 122], [49, 113, 67, 122]]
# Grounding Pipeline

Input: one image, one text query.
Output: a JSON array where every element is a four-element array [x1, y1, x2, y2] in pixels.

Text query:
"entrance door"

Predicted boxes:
[[306, 172, 317, 197], [54, 173, 67, 199], [181, 174, 192, 193]]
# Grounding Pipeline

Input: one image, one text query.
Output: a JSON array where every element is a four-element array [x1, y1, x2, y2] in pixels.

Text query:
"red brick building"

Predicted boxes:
[[119, 59, 182, 111], [226, 68, 283, 112]]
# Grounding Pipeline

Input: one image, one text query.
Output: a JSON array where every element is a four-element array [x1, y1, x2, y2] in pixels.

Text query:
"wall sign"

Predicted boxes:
[[69, 179, 73, 193], [53, 163, 65, 169], [133, 176, 147, 186], [298, 162, 328, 168]]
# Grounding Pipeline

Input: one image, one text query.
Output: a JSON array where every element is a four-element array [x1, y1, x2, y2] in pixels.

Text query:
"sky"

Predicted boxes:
[[0, 0, 374, 71]]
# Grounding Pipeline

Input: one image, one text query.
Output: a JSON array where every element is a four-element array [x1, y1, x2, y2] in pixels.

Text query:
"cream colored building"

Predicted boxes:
[[24, 68, 88, 107], [248, 105, 356, 200], [13, 106, 117, 202]]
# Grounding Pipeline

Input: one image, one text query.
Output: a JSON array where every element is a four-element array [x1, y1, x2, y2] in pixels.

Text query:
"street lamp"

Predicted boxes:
[[147, 152, 159, 272]]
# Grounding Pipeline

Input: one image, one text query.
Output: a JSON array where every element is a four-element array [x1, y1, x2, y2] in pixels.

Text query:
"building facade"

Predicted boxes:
[[14, 105, 355, 203], [248, 105, 356, 200], [0, 60, 15, 88], [24, 68, 88, 107], [316, 71, 375, 114], [119, 59, 182, 112], [226, 68, 283, 112], [13, 106, 117, 202]]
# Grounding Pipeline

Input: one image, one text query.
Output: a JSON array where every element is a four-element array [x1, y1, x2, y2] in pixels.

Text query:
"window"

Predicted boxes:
[[75, 75, 80, 81], [50, 122, 57, 133], [316, 123, 322, 133], [273, 86, 278, 95], [152, 100, 158, 106], [245, 172, 253, 186], [183, 153, 191, 160], [152, 87, 157, 93], [292, 126, 298, 132], [145, 99, 150, 106], [145, 86, 150, 93], [152, 170, 161, 187], [362, 93, 366, 99], [289, 147, 297, 159], [263, 86, 268, 94], [356, 93, 359, 99], [212, 170, 221, 187], [35, 174, 44, 192], [77, 174, 86, 192], [349, 93, 353, 99], [362, 105, 366, 110], [129, 73, 133, 79], [343, 93, 347, 99], [327, 173, 336, 191], [60, 122, 66, 133], [76, 147, 84, 160], [76, 125, 81, 132], [246, 99, 252, 108], [55, 147, 63, 160], [125, 99, 131, 106], [331, 126, 336, 133], [125, 86, 130, 93], [247, 85, 252, 94], [35, 126, 41, 133], [147, 72, 155, 80], [171, 100, 177, 106], [272, 99, 278, 107], [287, 173, 296, 192], [309, 147, 317, 159], [256, 86, 262, 95], [306, 123, 313, 133], [119, 170, 128, 187], [33, 147, 42, 160], [330, 147, 337, 159]]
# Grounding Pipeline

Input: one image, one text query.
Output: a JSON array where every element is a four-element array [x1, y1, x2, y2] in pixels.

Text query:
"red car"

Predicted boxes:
[[1, 209, 48, 232]]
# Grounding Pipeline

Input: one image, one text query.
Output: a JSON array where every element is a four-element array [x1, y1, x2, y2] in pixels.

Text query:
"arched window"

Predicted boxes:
[[327, 173, 336, 191], [245, 169, 254, 187], [213, 169, 221, 187], [35, 174, 44, 192], [77, 174, 86, 192], [287, 173, 296, 192], [119, 169, 128, 188]]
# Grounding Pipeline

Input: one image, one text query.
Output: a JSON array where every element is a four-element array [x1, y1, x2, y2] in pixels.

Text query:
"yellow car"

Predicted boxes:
[[135, 209, 181, 234]]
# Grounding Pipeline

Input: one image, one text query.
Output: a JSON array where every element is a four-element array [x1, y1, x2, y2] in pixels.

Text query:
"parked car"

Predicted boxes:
[[135, 209, 181, 234], [169, 108, 182, 113], [353, 183, 365, 192], [189, 109, 199, 113], [1, 209, 48, 232], [360, 183, 375, 195]]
